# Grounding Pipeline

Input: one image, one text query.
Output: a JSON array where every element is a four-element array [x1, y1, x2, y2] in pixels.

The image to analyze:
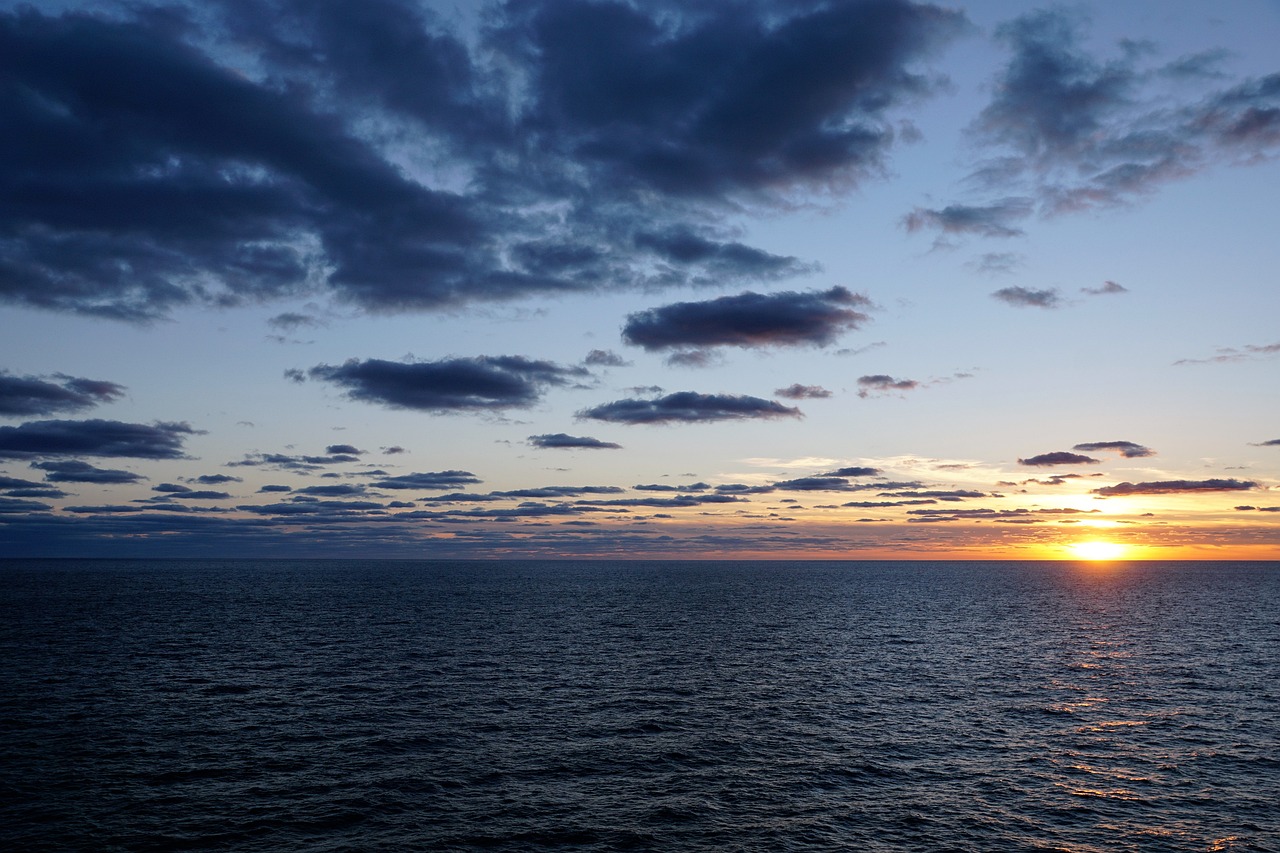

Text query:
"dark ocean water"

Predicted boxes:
[[1, 560, 1277, 852]]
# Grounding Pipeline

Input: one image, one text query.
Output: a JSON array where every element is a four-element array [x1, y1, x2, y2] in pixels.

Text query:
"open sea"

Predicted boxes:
[[1, 559, 1277, 851]]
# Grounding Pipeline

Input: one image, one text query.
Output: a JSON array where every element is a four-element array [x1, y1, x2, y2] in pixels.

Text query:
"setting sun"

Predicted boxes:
[[1069, 541, 1129, 561]]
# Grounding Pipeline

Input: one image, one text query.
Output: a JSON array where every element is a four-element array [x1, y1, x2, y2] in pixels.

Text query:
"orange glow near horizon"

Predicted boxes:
[[1068, 541, 1130, 561]]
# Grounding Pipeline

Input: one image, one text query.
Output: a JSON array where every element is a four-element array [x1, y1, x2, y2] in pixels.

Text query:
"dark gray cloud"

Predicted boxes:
[[153, 483, 191, 494], [0, 372, 125, 417], [528, 433, 622, 450], [32, 459, 145, 483], [308, 356, 588, 412], [0, 419, 195, 459], [578, 392, 801, 425], [1018, 451, 1100, 467], [371, 471, 481, 490], [1073, 440, 1154, 458], [1256, 439, 1280, 447], [0, 0, 966, 321], [1082, 280, 1127, 296], [902, 198, 1032, 237], [856, 375, 918, 397], [623, 287, 872, 351], [992, 286, 1061, 309], [1093, 479, 1257, 496], [775, 384, 833, 400], [258, 484, 292, 493]]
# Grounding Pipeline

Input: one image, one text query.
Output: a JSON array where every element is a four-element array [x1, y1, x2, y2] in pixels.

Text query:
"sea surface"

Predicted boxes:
[[1, 559, 1277, 852]]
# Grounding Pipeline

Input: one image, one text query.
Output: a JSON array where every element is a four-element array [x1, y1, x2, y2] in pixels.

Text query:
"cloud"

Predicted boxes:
[[902, 199, 1032, 237], [227, 450, 360, 471], [825, 466, 882, 477], [1093, 479, 1257, 496], [370, 471, 482, 490], [1018, 451, 1100, 467], [1254, 439, 1280, 447], [294, 483, 368, 497], [622, 287, 872, 354], [1174, 341, 1280, 366], [0, 1, 965, 321], [268, 312, 324, 332], [775, 384, 833, 400], [634, 482, 709, 493], [1073, 440, 1154, 458], [856, 375, 918, 397], [773, 476, 861, 492], [0, 497, 52, 513], [307, 356, 588, 412], [0, 419, 196, 459], [578, 392, 801, 425], [584, 349, 629, 367], [665, 350, 719, 369], [634, 228, 813, 280], [189, 474, 243, 485], [0, 372, 126, 417], [968, 252, 1024, 275], [528, 433, 622, 450], [948, 9, 1280, 219], [325, 444, 364, 455], [992, 286, 1061, 309], [31, 459, 145, 484], [1082, 280, 1128, 296]]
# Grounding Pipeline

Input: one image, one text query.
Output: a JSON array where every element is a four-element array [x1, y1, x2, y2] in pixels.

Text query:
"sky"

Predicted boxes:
[[2, 0, 1279, 560]]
